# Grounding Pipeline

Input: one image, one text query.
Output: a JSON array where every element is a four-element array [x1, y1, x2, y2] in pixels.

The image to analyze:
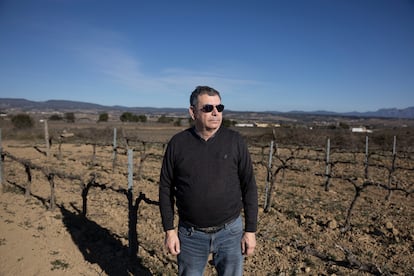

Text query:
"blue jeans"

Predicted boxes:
[[177, 216, 244, 276]]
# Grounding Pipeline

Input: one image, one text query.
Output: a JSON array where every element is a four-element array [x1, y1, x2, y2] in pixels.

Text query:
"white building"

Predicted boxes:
[[351, 126, 373, 133]]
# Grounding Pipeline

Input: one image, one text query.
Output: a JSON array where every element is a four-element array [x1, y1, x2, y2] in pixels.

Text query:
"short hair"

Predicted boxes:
[[190, 86, 221, 107]]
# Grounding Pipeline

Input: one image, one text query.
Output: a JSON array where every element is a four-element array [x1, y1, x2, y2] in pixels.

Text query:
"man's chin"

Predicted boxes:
[[206, 123, 221, 131], [209, 122, 221, 127]]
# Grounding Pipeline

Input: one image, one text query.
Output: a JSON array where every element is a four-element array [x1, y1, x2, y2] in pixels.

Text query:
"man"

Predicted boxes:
[[159, 85, 258, 275]]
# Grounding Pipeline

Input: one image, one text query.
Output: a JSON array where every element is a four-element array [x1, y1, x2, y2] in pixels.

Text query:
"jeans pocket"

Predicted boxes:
[[178, 224, 194, 237], [227, 216, 243, 235]]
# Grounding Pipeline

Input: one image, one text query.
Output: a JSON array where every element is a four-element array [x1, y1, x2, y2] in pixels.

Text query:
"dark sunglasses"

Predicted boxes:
[[199, 104, 225, 113]]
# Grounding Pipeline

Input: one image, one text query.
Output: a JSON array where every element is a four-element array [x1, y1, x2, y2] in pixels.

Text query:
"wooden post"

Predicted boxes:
[[392, 135, 397, 156], [112, 128, 117, 171], [364, 136, 369, 179], [264, 140, 274, 210], [24, 165, 32, 198], [57, 137, 63, 160], [392, 136, 397, 182], [127, 149, 138, 258], [48, 173, 56, 211], [386, 136, 397, 200], [128, 149, 133, 190], [92, 143, 97, 166], [44, 120, 50, 158], [324, 138, 331, 191]]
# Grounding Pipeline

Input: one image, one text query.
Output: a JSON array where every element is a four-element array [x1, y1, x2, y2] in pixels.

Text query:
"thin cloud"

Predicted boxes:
[[70, 34, 271, 99]]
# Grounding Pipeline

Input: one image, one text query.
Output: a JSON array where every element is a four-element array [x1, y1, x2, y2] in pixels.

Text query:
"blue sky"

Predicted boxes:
[[0, 0, 413, 112]]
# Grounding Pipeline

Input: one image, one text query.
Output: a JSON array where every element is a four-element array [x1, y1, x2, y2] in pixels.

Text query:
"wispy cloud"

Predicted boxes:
[[66, 27, 270, 97]]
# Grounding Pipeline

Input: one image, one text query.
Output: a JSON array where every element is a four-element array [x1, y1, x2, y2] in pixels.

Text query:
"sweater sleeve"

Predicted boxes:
[[159, 141, 176, 231], [237, 135, 258, 232]]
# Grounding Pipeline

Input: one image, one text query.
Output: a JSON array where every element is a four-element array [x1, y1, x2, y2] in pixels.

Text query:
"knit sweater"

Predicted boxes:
[[159, 126, 258, 232]]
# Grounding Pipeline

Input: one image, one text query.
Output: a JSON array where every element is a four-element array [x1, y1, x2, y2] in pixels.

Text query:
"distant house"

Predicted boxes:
[[234, 122, 282, 128], [235, 123, 255, 127], [351, 126, 373, 133], [254, 123, 269, 128]]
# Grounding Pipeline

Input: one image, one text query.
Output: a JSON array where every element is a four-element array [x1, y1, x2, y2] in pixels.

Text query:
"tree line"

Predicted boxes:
[[7, 112, 239, 129]]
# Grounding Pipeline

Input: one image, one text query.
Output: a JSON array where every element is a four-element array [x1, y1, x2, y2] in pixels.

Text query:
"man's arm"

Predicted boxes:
[[237, 135, 258, 255], [159, 143, 176, 231], [237, 135, 258, 233]]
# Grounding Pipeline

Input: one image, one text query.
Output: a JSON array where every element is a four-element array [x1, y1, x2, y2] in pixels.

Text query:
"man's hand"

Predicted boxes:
[[241, 232, 256, 256], [164, 229, 180, 255]]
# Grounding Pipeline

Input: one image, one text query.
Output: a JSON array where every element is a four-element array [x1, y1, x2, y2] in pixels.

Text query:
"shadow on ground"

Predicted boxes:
[[60, 205, 153, 276]]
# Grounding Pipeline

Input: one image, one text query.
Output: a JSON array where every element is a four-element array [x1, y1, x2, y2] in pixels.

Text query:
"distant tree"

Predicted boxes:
[[98, 112, 109, 122], [174, 118, 182, 126], [120, 112, 133, 122], [157, 115, 174, 124], [138, 114, 147, 123], [49, 114, 63, 121], [339, 121, 349, 129], [64, 112, 75, 123], [11, 113, 34, 129], [222, 118, 236, 128], [120, 112, 143, 122]]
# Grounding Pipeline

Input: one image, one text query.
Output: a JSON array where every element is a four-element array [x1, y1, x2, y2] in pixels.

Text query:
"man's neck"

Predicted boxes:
[[194, 126, 219, 141]]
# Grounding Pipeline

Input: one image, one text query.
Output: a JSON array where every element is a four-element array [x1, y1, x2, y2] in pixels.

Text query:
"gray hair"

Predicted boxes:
[[190, 86, 221, 107]]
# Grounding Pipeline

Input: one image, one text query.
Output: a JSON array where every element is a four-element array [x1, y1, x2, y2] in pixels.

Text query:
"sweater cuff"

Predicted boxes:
[[244, 223, 257, 233], [162, 221, 175, 232]]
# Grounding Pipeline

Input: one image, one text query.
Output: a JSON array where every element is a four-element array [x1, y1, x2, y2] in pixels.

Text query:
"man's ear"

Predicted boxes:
[[189, 106, 196, 120]]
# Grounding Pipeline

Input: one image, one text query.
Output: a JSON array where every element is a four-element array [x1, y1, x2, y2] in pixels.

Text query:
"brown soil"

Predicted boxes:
[[0, 129, 413, 275]]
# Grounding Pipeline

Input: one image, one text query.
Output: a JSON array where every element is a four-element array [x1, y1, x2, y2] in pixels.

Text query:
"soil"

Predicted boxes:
[[0, 130, 413, 275]]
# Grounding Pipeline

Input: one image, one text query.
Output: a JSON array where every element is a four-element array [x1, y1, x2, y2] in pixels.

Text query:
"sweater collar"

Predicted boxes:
[[191, 126, 221, 141]]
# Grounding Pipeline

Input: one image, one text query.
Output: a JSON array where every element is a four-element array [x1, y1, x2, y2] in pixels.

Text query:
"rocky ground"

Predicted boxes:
[[0, 131, 413, 275]]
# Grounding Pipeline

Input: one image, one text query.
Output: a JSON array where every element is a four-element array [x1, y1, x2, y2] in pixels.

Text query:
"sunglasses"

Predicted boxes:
[[199, 104, 225, 113]]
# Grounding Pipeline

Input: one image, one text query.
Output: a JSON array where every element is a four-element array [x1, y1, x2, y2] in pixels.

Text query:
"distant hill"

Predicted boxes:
[[345, 107, 414, 119], [0, 98, 188, 115], [0, 98, 413, 119], [275, 107, 414, 119]]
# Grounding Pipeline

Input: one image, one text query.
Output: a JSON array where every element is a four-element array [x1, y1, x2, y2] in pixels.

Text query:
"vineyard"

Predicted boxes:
[[0, 123, 413, 275]]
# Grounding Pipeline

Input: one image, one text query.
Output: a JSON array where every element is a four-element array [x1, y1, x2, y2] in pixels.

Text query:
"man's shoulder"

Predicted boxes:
[[219, 127, 243, 139], [169, 127, 194, 143]]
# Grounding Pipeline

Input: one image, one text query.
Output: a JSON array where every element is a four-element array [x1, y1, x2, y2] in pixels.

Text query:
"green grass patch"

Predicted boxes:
[[51, 259, 69, 270]]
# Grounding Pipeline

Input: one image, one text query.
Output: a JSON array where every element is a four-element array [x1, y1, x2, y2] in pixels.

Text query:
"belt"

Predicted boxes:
[[194, 224, 225, 234], [193, 217, 238, 234]]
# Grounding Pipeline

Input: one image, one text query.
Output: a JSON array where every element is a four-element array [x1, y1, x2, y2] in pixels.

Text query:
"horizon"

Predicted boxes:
[[2, 97, 412, 115], [1, 0, 413, 113]]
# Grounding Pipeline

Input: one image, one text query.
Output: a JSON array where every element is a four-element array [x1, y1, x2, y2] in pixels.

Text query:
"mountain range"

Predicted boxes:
[[0, 98, 413, 119]]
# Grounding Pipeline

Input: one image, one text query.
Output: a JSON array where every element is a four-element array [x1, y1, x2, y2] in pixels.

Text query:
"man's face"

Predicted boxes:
[[190, 94, 223, 132]]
